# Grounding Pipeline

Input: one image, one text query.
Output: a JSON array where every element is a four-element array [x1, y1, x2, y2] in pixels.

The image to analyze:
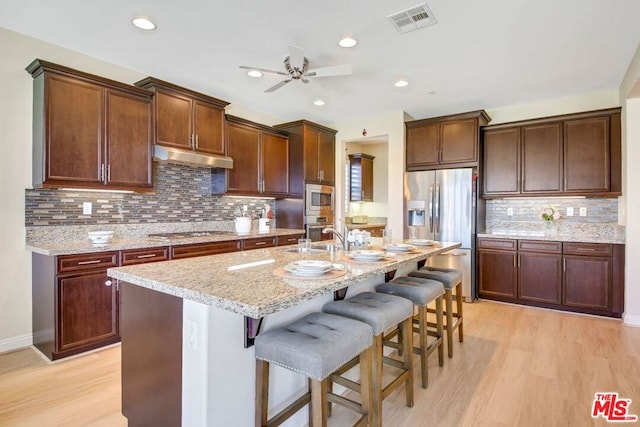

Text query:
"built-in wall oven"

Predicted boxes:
[[305, 184, 335, 241]]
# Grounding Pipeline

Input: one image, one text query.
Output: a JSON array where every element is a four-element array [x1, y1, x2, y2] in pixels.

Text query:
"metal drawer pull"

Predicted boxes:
[[77, 260, 101, 265], [577, 248, 596, 251], [136, 254, 157, 259], [105, 280, 113, 287], [254, 241, 267, 246]]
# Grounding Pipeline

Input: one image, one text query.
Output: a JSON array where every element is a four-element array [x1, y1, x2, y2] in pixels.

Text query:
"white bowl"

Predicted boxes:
[[88, 231, 114, 245]]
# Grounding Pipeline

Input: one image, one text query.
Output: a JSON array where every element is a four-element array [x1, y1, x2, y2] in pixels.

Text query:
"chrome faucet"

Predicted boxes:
[[322, 228, 346, 251]]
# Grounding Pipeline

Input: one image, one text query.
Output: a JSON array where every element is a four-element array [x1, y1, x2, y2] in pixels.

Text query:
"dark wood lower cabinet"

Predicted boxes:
[[478, 238, 623, 318]]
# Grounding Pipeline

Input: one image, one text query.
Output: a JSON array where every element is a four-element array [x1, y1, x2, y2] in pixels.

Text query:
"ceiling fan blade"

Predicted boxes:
[[239, 65, 288, 76], [264, 79, 292, 93], [305, 64, 352, 78], [288, 45, 305, 70]]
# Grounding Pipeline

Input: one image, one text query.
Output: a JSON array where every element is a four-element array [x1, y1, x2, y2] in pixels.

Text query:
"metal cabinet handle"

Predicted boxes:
[[190, 134, 195, 149], [107, 164, 111, 182], [78, 260, 101, 265], [563, 258, 566, 272], [195, 134, 199, 149], [513, 254, 517, 268], [255, 241, 267, 246], [100, 164, 106, 182], [136, 254, 157, 259], [105, 280, 113, 287]]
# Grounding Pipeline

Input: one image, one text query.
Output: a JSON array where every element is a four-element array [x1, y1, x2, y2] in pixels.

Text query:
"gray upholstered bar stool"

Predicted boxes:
[[255, 312, 374, 427], [323, 292, 414, 427], [409, 267, 463, 358], [376, 276, 445, 388]]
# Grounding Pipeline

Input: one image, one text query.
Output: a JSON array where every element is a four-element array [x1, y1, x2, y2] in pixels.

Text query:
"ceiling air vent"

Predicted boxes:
[[388, 3, 437, 34]]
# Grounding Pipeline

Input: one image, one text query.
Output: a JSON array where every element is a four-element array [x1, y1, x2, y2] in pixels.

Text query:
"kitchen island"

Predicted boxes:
[[107, 241, 460, 426]]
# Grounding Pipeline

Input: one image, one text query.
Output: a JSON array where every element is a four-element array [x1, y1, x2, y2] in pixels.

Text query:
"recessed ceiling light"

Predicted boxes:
[[247, 70, 263, 78], [338, 37, 358, 48], [313, 99, 326, 106], [132, 17, 156, 31], [394, 79, 409, 88]]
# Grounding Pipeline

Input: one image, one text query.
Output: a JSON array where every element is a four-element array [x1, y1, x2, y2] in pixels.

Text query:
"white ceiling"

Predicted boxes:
[[1, 0, 639, 125]]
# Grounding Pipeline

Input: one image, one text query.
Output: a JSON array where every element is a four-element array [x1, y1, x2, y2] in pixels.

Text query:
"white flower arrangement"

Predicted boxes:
[[540, 207, 561, 222]]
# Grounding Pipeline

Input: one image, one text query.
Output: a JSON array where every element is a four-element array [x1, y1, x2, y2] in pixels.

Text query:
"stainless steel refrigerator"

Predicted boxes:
[[404, 168, 477, 301]]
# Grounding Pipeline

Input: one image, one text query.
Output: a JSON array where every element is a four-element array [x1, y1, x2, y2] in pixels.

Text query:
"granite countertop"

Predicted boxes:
[[478, 227, 625, 244], [26, 228, 305, 256], [107, 241, 461, 318]]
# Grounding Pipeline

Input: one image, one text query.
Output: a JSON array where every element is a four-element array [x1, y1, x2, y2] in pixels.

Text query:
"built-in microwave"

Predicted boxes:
[[305, 184, 334, 216]]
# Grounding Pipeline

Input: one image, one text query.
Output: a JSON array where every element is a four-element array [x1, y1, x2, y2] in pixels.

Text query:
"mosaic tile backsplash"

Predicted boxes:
[[485, 197, 619, 230], [25, 162, 276, 226]]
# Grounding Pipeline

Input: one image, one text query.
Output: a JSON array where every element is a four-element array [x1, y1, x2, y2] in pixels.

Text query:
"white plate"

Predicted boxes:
[[289, 260, 332, 271], [385, 243, 415, 252], [408, 239, 436, 246], [284, 264, 332, 276], [350, 250, 386, 261]]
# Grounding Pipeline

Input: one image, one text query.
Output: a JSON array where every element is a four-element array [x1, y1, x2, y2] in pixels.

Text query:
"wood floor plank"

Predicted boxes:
[[0, 300, 639, 426]]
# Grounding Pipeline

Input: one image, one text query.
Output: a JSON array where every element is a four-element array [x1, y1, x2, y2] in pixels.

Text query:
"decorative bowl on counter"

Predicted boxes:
[[88, 231, 114, 245]]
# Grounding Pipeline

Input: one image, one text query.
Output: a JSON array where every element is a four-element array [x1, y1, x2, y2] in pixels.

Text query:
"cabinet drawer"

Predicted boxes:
[[518, 240, 562, 254], [477, 238, 517, 251], [171, 241, 241, 259], [563, 243, 612, 257], [243, 237, 276, 250], [277, 234, 305, 246], [121, 247, 170, 266], [57, 252, 119, 274]]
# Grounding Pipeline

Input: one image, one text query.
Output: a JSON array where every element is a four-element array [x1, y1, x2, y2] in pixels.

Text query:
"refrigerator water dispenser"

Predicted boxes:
[[407, 200, 426, 227]]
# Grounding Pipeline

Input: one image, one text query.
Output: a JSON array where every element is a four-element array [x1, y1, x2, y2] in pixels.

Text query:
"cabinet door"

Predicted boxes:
[[478, 250, 518, 299], [303, 126, 320, 182], [154, 90, 193, 150], [406, 123, 439, 169], [262, 133, 289, 195], [440, 118, 477, 164], [242, 237, 276, 250], [57, 271, 118, 352], [194, 100, 225, 155], [482, 128, 520, 195], [226, 122, 260, 193], [105, 90, 153, 189], [171, 241, 241, 259], [361, 157, 374, 201], [521, 123, 563, 193], [563, 255, 612, 310], [46, 74, 103, 186], [318, 130, 335, 184], [564, 116, 610, 193], [518, 252, 562, 304]]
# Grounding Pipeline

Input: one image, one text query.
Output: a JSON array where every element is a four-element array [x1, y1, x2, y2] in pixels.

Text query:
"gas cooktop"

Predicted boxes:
[[147, 230, 232, 241]]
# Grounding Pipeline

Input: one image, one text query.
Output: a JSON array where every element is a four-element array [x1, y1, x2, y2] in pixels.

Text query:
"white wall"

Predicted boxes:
[[331, 112, 406, 236]]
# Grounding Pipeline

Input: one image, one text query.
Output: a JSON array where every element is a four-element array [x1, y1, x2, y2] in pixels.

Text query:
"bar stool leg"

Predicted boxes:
[[358, 347, 373, 427], [310, 379, 328, 427], [445, 289, 454, 358], [402, 317, 414, 407], [418, 305, 428, 388], [436, 296, 444, 366], [255, 360, 269, 427], [456, 283, 464, 343], [371, 335, 383, 427]]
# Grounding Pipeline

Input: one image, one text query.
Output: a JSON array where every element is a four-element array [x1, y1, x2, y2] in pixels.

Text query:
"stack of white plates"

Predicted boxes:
[[88, 231, 114, 246], [407, 239, 436, 246], [349, 250, 386, 261], [385, 243, 415, 252], [284, 260, 332, 277]]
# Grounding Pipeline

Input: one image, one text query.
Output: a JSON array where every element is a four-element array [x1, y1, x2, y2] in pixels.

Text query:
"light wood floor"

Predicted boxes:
[[1, 300, 639, 426]]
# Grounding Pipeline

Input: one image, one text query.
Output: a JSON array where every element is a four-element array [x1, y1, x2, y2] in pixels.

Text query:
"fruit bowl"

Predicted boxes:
[[88, 231, 114, 245]]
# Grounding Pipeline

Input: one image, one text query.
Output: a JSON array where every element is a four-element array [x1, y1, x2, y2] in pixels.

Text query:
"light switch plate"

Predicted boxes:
[[579, 207, 587, 217], [566, 207, 574, 217], [82, 202, 92, 215], [507, 207, 513, 216]]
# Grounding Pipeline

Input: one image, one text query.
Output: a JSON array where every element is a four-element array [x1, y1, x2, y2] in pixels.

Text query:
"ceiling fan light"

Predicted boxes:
[[338, 37, 358, 48], [247, 70, 263, 78], [313, 99, 326, 106], [132, 17, 156, 31], [394, 79, 409, 88]]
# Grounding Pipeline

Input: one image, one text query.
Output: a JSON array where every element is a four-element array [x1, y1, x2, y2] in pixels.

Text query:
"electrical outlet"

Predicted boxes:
[[579, 207, 587, 217], [507, 207, 513, 216], [187, 320, 198, 350], [82, 202, 92, 215], [566, 207, 574, 217]]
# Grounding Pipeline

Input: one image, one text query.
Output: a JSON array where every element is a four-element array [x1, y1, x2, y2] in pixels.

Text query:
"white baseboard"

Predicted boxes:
[[623, 314, 640, 327], [0, 334, 33, 353]]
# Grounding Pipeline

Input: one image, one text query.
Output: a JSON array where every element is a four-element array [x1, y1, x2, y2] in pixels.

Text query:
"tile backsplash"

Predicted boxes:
[[485, 197, 618, 230], [25, 163, 275, 226]]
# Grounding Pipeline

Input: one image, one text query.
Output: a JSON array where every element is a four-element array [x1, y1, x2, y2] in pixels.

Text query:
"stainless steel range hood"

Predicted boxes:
[[153, 145, 233, 169]]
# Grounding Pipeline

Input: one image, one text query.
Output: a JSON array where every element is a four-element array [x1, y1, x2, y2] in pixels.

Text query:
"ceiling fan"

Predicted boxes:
[[240, 45, 352, 92]]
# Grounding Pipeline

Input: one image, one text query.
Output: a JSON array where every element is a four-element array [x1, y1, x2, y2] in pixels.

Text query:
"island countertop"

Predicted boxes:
[[107, 241, 460, 318]]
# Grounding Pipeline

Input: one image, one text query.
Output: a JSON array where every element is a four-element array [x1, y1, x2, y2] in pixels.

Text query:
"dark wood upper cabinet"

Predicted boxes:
[[275, 120, 337, 193], [349, 153, 375, 202], [27, 60, 153, 192], [481, 108, 621, 198], [406, 110, 490, 171], [226, 116, 289, 197], [521, 123, 563, 193], [135, 77, 229, 156]]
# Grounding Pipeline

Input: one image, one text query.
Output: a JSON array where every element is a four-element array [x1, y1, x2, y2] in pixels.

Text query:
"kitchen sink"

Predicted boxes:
[[278, 243, 342, 254]]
